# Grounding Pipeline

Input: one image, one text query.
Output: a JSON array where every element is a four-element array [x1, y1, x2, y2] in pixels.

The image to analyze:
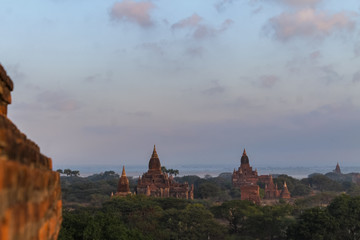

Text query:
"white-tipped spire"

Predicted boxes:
[[122, 165, 126, 176]]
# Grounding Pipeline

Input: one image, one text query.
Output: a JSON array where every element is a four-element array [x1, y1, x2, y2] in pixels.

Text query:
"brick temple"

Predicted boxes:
[[232, 149, 290, 204], [334, 162, 341, 174], [136, 145, 194, 199], [113, 166, 132, 197]]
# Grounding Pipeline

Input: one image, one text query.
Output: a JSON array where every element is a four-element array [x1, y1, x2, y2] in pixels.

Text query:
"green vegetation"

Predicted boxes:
[[61, 171, 137, 207], [161, 166, 179, 176], [59, 194, 360, 240], [59, 170, 360, 239], [59, 195, 226, 240], [57, 168, 80, 177], [288, 194, 360, 240]]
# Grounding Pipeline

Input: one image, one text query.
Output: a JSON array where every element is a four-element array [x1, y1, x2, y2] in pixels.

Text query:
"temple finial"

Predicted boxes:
[[243, 148, 247, 156], [122, 165, 126, 176], [152, 144, 159, 158]]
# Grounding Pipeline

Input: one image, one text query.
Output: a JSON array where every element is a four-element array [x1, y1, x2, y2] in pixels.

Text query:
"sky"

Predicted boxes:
[[1, 0, 360, 170]]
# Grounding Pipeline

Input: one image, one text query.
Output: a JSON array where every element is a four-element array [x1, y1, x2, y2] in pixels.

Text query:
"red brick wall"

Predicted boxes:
[[0, 65, 62, 240]]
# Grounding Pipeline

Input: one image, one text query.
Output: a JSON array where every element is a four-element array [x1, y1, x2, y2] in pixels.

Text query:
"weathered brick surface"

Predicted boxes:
[[0, 65, 12, 116], [0, 64, 62, 240]]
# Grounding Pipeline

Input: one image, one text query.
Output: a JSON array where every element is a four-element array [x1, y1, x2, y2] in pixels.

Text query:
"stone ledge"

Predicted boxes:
[[0, 64, 14, 91], [0, 115, 52, 170]]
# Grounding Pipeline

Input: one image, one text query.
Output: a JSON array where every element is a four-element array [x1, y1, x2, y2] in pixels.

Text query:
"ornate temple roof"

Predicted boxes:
[[241, 148, 249, 165], [149, 145, 161, 171]]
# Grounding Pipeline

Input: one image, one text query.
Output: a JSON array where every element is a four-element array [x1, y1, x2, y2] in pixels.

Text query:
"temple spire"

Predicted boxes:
[[240, 148, 249, 165], [152, 145, 159, 158], [122, 165, 126, 176]]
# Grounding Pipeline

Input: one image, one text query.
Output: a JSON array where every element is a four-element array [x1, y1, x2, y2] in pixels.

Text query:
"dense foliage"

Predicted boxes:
[[59, 170, 360, 239], [59, 195, 226, 240], [61, 171, 137, 207], [288, 194, 360, 240], [60, 194, 360, 240]]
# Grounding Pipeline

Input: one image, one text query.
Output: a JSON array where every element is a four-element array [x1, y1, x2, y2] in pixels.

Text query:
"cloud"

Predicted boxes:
[[110, 0, 155, 28], [84, 74, 101, 83], [84, 72, 113, 83], [266, 8, 356, 41], [172, 14, 233, 39], [137, 42, 165, 56], [252, 6, 263, 14], [36, 91, 81, 112], [272, 0, 321, 7], [353, 71, 360, 83], [286, 50, 321, 73], [320, 65, 342, 84], [214, 0, 235, 12], [202, 80, 225, 95], [257, 75, 279, 88], [185, 46, 204, 57], [171, 13, 202, 29], [354, 42, 360, 57]]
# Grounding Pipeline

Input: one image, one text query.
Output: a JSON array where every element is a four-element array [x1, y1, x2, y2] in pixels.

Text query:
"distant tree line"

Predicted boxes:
[[57, 169, 80, 177], [59, 169, 360, 208], [161, 166, 179, 176]]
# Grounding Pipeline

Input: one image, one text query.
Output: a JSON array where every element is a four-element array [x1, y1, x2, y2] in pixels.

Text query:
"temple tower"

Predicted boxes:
[[136, 145, 192, 199], [232, 148, 291, 203], [334, 163, 341, 174], [148, 145, 162, 174], [232, 149, 259, 187], [115, 166, 132, 196], [280, 182, 291, 199]]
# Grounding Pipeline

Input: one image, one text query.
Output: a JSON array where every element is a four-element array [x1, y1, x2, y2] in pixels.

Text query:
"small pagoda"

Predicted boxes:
[[334, 163, 341, 174], [113, 166, 132, 197]]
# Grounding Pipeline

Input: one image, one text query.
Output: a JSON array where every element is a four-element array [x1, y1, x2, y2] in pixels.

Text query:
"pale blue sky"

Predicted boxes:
[[1, 0, 360, 169]]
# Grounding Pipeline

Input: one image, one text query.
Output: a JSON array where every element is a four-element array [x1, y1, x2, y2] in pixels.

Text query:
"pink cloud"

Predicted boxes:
[[37, 91, 81, 112], [110, 0, 155, 28], [172, 14, 233, 39], [267, 8, 356, 41], [171, 13, 202, 29]]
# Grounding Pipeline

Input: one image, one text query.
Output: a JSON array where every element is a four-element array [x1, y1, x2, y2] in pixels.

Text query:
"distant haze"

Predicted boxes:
[[1, 0, 360, 167]]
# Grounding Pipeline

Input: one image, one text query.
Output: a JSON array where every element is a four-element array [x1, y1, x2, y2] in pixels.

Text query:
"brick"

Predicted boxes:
[[0, 64, 62, 240]]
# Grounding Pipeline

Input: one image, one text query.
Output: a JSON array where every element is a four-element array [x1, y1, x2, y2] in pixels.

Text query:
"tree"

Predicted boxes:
[[197, 182, 220, 199], [248, 204, 294, 240], [161, 166, 179, 176], [327, 194, 360, 240], [211, 200, 261, 234], [71, 170, 80, 177], [56, 169, 63, 174], [64, 169, 72, 176], [287, 207, 337, 240]]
